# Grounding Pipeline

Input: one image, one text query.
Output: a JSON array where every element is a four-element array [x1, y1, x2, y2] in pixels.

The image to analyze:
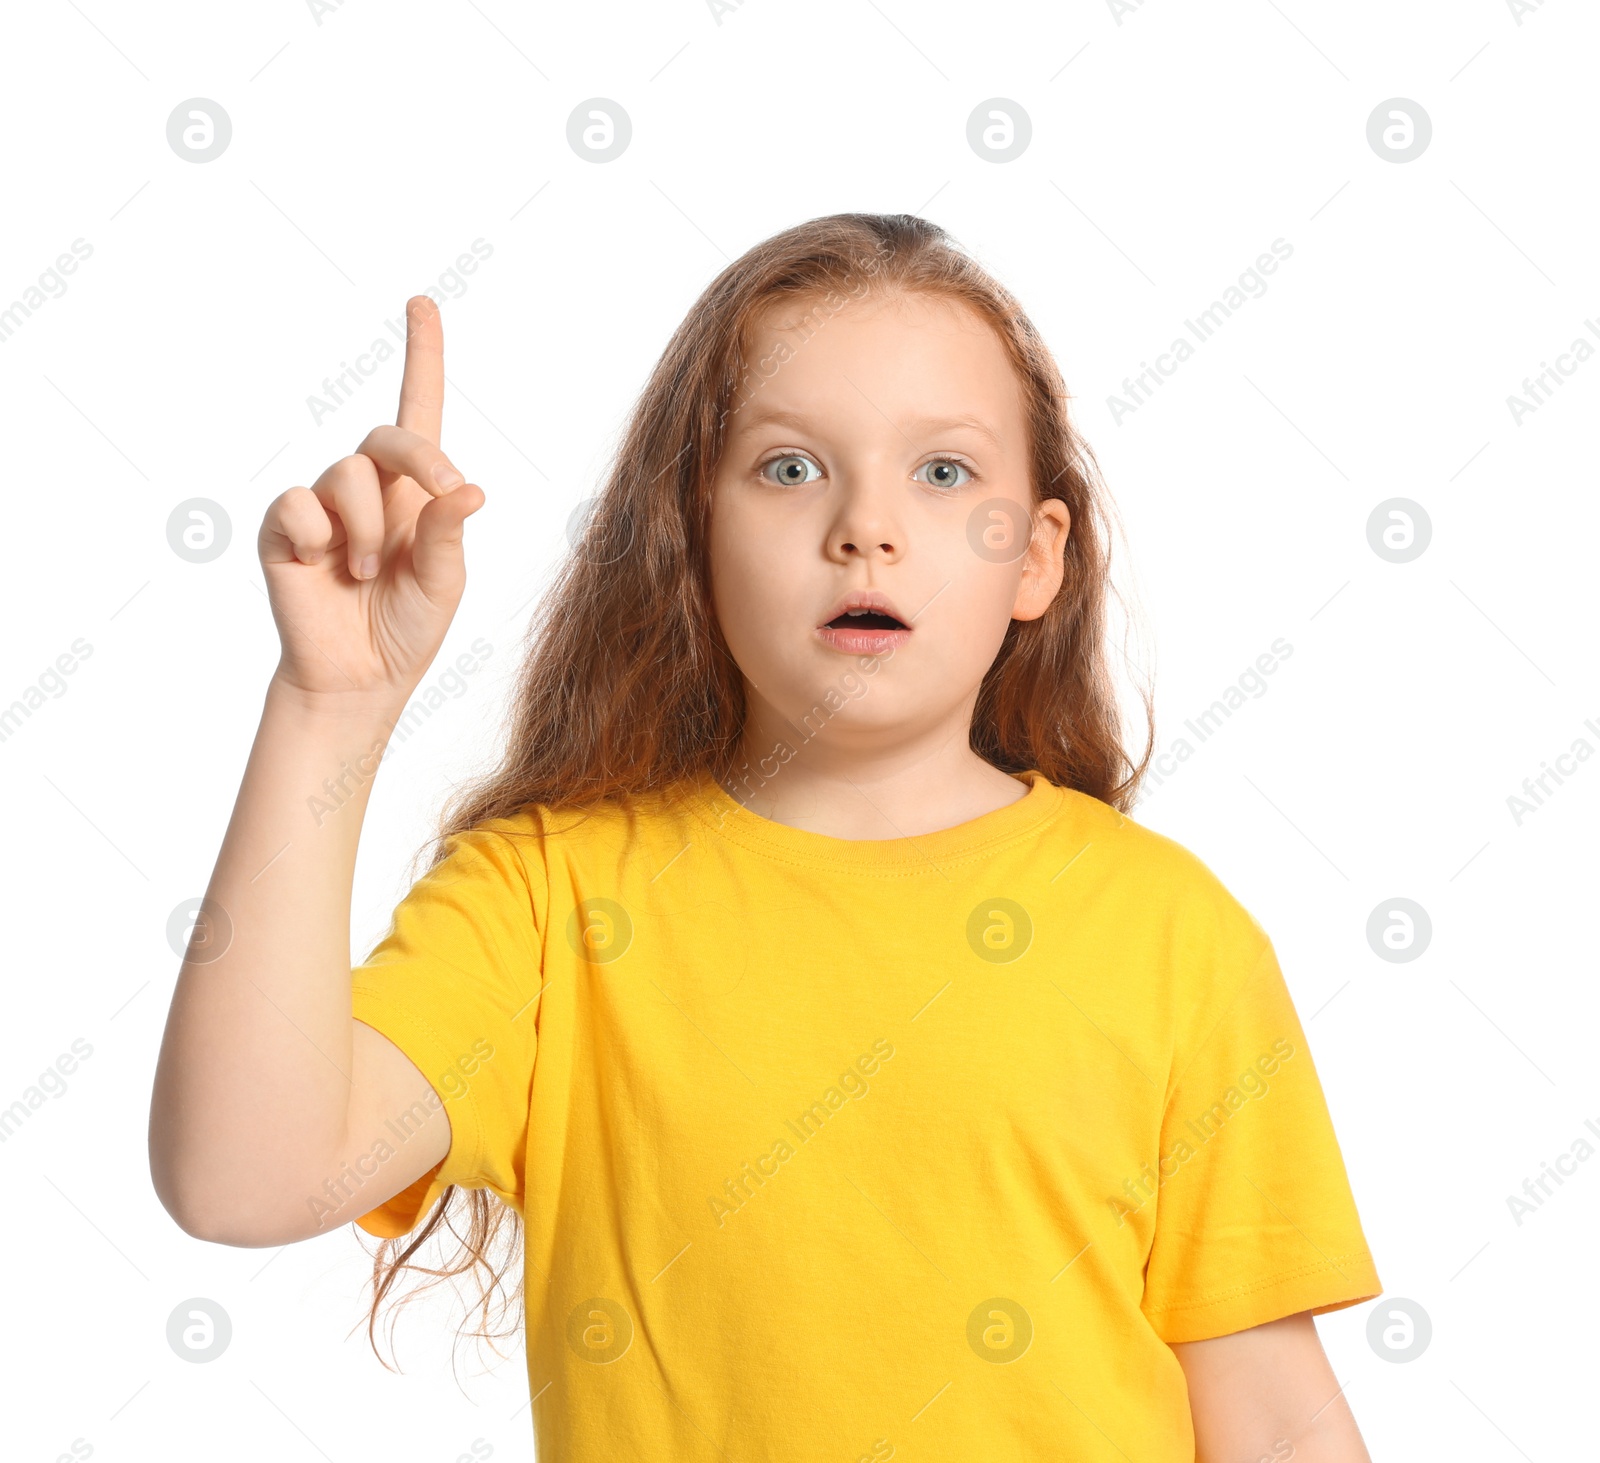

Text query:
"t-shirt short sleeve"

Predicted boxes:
[[1141, 935, 1381, 1343], [348, 819, 544, 1239]]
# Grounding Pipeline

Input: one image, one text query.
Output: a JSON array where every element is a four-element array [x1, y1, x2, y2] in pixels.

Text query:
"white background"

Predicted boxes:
[[2, 0, 1594, 1458]]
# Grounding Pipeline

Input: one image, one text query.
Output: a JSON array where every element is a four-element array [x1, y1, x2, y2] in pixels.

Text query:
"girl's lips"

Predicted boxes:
[[815, 623, 912, 654]]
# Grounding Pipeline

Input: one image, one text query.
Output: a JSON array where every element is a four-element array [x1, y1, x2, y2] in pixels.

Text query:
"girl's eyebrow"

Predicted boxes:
[[733, 404, 1003, 449]]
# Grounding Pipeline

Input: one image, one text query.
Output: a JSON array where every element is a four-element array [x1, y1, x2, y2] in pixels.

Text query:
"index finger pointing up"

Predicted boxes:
[[397, 295, 445, 445]]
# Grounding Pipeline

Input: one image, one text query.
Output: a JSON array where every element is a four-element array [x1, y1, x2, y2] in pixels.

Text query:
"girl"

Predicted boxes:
[[150, 213, 1381, 1461]]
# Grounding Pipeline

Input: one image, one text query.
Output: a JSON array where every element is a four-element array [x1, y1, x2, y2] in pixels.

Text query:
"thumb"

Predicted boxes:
[[410, 482, 485, 601]]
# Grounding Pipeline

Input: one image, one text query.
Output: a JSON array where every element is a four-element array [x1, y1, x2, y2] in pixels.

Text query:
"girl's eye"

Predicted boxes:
[[760, 453, 823, 487], [916, 457, 973, 490], [757, 452, 975, 489]]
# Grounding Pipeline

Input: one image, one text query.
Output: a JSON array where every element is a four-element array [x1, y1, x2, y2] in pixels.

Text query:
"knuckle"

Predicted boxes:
[[328, 475, 382, 522], [278, 484, 318, 517], [309, 455, 369, 495], [330, 454, 379, 490], [285, 500, 331, 545]]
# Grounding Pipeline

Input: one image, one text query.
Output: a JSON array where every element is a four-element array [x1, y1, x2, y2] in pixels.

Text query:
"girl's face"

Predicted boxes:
[[708, 288, 1070, 765]]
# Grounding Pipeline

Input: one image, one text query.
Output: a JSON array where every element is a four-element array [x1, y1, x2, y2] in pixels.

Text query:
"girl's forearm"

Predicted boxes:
[[148, 675, 404, 1241], [1175, 1312, 1372, 1463]]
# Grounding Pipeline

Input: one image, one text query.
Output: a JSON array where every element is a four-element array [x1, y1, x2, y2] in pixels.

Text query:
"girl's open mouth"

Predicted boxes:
[[824, 610, 905, 630], [817, 609, 912, 654]]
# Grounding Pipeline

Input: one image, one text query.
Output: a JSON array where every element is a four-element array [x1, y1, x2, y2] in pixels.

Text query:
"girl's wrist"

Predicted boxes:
[[265, 671, 412, 731]]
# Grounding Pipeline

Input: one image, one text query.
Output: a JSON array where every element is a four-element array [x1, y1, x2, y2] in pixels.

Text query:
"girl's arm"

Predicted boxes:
[[1172, 1312, 1372, 1462], [149, 682, 452, 1245], [148, 297, 486, 1246]]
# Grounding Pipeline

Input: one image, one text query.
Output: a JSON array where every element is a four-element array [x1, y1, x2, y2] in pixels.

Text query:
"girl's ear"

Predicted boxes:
[[1010, 498, 1071, 622]]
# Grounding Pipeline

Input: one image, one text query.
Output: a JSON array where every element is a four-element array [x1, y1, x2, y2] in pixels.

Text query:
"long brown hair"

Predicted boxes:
[[357, 210, 1155, 1369]]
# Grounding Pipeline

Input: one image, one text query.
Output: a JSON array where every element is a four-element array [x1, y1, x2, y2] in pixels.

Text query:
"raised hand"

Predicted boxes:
[[258, 295, 486, 706]]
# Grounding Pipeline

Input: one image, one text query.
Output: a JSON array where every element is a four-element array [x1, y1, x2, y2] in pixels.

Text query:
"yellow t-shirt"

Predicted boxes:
[[350, 767, 1380, 1460]]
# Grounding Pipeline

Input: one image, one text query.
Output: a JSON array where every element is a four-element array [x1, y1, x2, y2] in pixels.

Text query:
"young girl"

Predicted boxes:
[[150, 213, 1381, 1461]]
